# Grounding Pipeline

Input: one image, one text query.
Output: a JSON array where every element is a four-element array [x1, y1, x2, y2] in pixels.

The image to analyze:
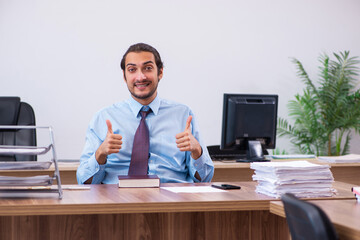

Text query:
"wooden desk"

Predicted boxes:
[[270, 199, 360, 240], [213, 159, 360, 185], [0, 159, 359, 185], [0, 181, 355, 240]]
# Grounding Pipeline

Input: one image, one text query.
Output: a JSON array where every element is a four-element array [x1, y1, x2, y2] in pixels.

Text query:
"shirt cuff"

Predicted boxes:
[[92, 160, 106, 184], [190, 152, 207, 181], [79, 154, 106, 184]]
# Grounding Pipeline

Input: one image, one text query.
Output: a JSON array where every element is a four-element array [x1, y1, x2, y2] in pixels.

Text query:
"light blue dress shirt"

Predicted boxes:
[[76, 95, 214, 184]]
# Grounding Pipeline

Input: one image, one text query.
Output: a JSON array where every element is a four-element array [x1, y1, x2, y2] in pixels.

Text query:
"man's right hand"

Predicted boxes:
[[95, 120, 123, 165]]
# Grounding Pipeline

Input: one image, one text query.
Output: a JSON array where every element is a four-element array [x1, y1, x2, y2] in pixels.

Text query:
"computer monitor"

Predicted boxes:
[[220, 93, 278, 161]]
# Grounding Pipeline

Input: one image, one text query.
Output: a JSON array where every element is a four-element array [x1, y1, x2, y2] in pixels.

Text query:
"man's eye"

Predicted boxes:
[[128, 68, 136, 72], [145, 66, 153, 71]]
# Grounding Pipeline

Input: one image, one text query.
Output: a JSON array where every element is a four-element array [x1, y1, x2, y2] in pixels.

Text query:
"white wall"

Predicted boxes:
[[1, 0, 360, 159]]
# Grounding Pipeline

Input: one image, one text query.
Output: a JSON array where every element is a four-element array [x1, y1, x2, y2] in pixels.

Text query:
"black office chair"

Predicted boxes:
[[0, 97, 37, 161], [281, 193, 338, 240]]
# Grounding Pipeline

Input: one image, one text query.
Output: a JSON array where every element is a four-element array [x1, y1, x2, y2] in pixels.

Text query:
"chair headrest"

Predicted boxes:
[[0, 97, 21, 125]]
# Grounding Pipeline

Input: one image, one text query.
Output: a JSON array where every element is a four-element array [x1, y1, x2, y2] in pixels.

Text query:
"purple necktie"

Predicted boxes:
[[128, 107, 151, 175]]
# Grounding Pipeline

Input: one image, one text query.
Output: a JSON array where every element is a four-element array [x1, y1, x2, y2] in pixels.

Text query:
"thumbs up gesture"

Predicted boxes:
[[175, 116, 202, 160], [95, 120, 123, 164]]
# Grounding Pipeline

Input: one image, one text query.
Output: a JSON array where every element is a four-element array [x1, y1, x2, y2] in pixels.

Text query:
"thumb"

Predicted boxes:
[[106, 120, 113, 134], [185, 116, 192, 132]]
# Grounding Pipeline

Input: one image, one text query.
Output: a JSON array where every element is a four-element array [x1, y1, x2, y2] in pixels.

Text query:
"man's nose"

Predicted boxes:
[[136, 71, 146, 81]]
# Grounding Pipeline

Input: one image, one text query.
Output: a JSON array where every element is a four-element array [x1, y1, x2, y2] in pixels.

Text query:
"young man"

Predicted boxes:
[[76, 43, 214, 184]]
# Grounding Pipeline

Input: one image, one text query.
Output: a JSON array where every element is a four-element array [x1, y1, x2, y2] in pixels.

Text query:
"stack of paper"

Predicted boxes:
[[250, 161, 334, 198], [0, 175, 53, 186], [317, 154, 360, 163]]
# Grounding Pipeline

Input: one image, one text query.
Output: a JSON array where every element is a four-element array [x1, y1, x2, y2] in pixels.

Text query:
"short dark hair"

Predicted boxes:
[[120, 43, 163, 75]]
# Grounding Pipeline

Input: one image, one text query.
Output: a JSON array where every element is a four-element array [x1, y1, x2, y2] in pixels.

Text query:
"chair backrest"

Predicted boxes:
[[281, 193, 338, 240], [0, 97, 37, 161]]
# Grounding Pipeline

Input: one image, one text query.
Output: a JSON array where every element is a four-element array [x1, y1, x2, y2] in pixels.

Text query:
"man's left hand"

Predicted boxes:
[[175, 116, 202, 160]]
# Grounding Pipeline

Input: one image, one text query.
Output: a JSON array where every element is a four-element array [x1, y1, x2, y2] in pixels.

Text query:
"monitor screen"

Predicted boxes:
[[220, 94, 278, 158]]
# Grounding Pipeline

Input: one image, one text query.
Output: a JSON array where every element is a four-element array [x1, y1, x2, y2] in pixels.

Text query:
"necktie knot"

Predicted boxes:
[[141, 105, 150, 111], [140, 106, 151, 119]]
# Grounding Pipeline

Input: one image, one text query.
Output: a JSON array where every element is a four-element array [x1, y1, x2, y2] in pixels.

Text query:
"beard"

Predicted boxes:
[[129, 79, 159, 100]]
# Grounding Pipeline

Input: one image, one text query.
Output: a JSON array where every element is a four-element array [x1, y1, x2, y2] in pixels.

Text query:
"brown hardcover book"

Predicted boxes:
[[118, 175, 160, 188]]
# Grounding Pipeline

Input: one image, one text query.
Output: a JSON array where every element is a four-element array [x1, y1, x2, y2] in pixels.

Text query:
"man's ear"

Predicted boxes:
[[123, 71, 127, 82], [158, 68, 163, 82]]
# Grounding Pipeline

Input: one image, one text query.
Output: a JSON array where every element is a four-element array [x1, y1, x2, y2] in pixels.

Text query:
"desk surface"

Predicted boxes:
[[0, 181, 355, 240], [0, 159, 359, 185], [270, 199, 360, 240], [0, 181, 355, 217]]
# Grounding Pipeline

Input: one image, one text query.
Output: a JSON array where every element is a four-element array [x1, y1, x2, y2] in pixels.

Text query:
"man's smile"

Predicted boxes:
[[134, 81, 151, 89]]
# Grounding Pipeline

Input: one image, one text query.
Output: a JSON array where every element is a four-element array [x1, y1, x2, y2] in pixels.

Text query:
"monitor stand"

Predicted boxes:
[[235, 140, 270, 163]]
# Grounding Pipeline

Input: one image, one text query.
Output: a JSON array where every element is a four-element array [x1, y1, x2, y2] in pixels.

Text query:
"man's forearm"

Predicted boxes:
[[191, 146, 203, 160], [95, 148, 107, 165]]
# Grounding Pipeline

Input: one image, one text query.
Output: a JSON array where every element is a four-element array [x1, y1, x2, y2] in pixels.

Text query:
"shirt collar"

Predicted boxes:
[[127, 95, 160, 117]]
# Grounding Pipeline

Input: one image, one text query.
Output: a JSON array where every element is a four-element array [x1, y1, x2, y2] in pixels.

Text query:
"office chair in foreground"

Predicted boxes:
[[281, 193, 338, 240], [0, 97, 37, 161]]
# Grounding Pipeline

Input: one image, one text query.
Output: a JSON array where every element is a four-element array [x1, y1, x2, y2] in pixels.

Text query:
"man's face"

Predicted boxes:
[[123, 51, 163, 105]]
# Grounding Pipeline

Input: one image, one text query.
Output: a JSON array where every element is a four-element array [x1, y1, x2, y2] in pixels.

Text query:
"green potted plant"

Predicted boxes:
[[277, 51, 360, 156]]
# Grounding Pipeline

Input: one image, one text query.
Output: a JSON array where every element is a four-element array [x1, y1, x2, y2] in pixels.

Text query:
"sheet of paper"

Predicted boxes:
[[161, 186, 226, 193], [270, 154, 316, 159], [318, 154, 360, 163], [0, 145, 51, 155], [250, 160, 330, 171], [61, 185, 90, 190], [0, 161, 52, 170]]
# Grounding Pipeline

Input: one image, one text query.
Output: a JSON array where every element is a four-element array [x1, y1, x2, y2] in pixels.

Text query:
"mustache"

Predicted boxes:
[[134, 80, 151, 84]]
